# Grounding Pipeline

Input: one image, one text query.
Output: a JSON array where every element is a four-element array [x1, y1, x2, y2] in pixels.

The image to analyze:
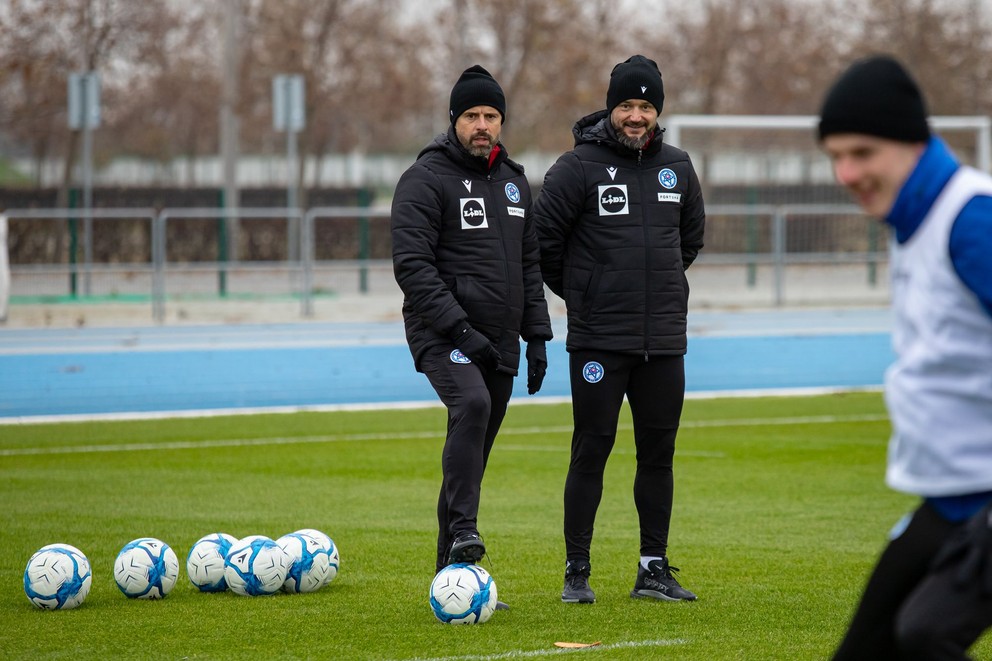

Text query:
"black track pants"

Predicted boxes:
[[420, 345, 513, 573], [563, 350, 685, 563], [833, 502, 992, 660]]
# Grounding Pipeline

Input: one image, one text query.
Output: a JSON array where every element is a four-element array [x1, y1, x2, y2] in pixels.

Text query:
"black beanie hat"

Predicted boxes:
[[818, 55, 930, 143], [449, 65, 506, 125], [606, 55, 664, 113]]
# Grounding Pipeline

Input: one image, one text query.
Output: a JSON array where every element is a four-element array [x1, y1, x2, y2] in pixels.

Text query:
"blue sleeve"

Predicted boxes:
[[949, 195, 992, 318]]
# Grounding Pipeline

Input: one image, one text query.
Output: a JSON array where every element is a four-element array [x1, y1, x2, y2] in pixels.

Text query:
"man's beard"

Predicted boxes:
[[464, 132, 495, 158], [613, 121, 653, 150], [467, 144, 493, 158]]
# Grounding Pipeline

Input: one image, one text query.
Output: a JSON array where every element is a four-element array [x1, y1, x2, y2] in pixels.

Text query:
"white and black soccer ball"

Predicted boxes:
[[224, 535, 290, 596], [24, 543, 93, 610], [114, 537, 179, 599], [276, 531, 333, 593], [186, 533, 238, 592], [429, 563, 498, 624]]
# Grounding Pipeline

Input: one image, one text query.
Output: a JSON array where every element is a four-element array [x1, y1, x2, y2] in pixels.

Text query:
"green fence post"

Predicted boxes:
[[746, 187, 757, 287], [867, 219, 878, 287], [217, 189, 228, 297], [358, 188, 370, 294], [68, 188, 78, 298]]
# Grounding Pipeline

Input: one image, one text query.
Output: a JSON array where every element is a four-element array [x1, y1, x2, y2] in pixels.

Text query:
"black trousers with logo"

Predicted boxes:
[[420, 345, 514, 573], [563, 349, 685, 564]]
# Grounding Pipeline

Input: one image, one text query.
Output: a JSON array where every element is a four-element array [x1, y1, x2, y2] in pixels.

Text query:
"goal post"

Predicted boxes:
[[665, 114, 991, 174], [662, 114, 991, 307]]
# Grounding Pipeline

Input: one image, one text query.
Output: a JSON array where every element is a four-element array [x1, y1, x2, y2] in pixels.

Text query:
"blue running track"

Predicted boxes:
[[0, 309, 894, 420]]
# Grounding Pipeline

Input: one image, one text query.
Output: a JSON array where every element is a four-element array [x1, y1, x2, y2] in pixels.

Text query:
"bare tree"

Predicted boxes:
[[429, 0, 640, 152], [238, 0, 435, 188], [2, 0, 992, 194], [109, 6, 216, 182]]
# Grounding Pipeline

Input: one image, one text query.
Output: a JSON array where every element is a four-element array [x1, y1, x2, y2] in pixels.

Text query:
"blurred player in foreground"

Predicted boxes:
[[819, 54, 992, 660]]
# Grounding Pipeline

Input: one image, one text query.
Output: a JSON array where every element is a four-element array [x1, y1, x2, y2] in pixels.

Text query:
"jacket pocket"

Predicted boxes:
[[579, 262, 604, 317]]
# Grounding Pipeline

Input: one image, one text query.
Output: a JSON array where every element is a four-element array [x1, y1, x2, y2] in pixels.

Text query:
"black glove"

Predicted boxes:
[[452, 325, 501, 371], [525, 340, 547, 395], [930, 502, 992, 596]]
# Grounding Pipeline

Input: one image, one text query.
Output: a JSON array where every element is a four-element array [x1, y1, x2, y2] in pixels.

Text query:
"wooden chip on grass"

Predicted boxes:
[[553, 641, 602, 649]]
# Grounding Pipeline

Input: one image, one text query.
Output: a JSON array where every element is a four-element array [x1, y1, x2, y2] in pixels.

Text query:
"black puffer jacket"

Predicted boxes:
[[391, 126, 552, 373], [534, 110, 705, 356]]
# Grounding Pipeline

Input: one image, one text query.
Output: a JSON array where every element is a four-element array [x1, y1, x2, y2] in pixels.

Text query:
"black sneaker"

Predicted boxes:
[[630, 558, 697, 601], [561, 560, 596, 603], [448, 533, 485, 564], [494, 600, 510, 611]]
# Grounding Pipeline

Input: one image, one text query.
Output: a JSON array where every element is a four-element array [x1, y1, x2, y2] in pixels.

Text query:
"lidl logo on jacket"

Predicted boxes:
[[598, 184, 629, 216], [460, 198, 488, 229]]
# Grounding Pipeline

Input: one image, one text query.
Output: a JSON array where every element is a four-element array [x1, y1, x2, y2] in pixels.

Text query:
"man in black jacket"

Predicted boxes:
[[391, 65, 553, 583], [534, 55, 705, 604]]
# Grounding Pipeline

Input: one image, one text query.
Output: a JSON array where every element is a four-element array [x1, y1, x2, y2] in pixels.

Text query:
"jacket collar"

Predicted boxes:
[[572, 109, 664, 157], [887, 137, 960, 243]]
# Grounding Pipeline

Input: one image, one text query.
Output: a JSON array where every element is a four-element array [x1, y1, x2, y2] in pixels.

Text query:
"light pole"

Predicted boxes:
[[68, 71, 100, 296], [273, 74, 305, 261]]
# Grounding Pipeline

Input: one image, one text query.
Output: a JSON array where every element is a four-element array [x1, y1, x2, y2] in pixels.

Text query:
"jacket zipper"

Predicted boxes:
[[638, 148, 650, 362], [489, 172, 513, 346]]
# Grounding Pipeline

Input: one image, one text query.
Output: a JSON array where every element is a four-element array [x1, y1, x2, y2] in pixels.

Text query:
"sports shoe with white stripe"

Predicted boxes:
[[630, 557, 697, 601]]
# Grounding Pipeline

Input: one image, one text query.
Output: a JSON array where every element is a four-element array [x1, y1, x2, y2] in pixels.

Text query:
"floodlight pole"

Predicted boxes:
[[82, 96, 93, 296], [287, 108, 298, 220], [69, 72, 100, 296], [273, 75, 305, 262]]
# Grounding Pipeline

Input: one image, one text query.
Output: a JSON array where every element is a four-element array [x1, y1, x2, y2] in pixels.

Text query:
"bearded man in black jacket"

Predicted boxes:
[[534, 55, 705, 605], [391, 65, 553, 591]]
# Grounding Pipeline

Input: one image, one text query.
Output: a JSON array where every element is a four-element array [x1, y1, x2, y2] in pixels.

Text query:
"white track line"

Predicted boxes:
[[0, 414, 888, 457], [406, 638, 688, 661], [0, 386, 883, 426]]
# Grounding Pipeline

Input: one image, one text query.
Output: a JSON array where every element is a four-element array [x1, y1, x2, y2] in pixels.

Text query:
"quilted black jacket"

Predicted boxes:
[[391, 126, 552, 373], [534, 110, 705, 356]]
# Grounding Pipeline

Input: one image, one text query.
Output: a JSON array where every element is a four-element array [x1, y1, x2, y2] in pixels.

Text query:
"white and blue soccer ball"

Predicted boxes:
[[276, 530, 337, 593], [114, 537, 179, 599], [429, 563, 498, 624], [224, 535, 290, 596], [24, 543, 93, 610], [289, 528, 340, 586], [186, 533, 238, 592]]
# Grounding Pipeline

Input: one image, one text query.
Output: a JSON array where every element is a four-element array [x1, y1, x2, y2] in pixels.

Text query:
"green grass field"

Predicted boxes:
[[2, 392, 990, 660]]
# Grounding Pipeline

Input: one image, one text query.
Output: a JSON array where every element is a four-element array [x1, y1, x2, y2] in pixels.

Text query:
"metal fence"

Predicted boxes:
[[2, 203, 886, 323]]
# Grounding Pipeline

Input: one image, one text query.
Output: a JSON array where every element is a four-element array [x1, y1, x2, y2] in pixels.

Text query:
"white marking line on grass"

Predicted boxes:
[[406, 638, 688, 661], [682, 413, 888, 427], [0, 414, 889, 457], [0, 386, 885, 427]]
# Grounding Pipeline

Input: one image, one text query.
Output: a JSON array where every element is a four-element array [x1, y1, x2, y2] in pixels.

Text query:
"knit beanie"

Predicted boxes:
[[449, 65, 506, 124], [818, 55, 930, 143], [606, 55, 664, 113]]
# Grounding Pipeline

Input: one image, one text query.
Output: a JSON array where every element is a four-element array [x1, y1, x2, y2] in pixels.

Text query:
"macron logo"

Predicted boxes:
[[641, 85, 647, 94]]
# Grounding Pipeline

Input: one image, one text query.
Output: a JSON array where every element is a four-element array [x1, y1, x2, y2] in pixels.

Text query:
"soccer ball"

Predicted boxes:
[[296, 529, 340, 584], [429, 563, 498, 624], [224, 535, 290, 596], [291, 528, 340, 585], [114, 537, 179, 599], [24, 543, 93, 610], [276, 529, 338, 593], [186, 533, 238, 592]]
